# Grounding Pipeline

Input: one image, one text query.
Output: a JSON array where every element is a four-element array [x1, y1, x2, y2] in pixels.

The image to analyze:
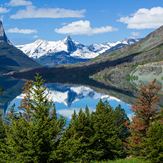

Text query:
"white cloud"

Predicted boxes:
[[118, 7, 163, 29], [55, 20, 117, 35], [8, 0, 32, 7], [0, 7, 9, 13], [7, 27, 37, 34], [10, 6, 85, 19]]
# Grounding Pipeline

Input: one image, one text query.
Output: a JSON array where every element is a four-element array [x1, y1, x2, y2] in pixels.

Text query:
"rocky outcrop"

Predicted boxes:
[[0, 21, 10, 44]]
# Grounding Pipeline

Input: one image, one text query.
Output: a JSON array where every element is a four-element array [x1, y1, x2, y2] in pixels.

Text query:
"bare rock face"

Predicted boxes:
[[0, 21, 10, 44]]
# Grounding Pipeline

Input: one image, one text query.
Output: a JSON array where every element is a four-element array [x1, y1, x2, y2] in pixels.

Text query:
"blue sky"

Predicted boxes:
[[1, 0, 163, 45]]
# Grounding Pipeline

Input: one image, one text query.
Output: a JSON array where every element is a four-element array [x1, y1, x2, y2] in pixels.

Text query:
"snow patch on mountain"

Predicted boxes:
[[17, 36, 140, 63], [17, 39, 68, 59]]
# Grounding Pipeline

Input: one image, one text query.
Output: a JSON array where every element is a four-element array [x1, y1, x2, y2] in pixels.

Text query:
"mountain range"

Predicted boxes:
[[0, 21, 39, 74], [0, 19, 162, 104], [0, 20, 140, 72], [12, 25, 163, 104], [17, 36, 139, 66]]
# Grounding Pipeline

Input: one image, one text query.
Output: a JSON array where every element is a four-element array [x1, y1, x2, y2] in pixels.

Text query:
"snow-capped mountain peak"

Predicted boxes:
[[17, 38, 70, 59], [17, 36, 99, 60], [17, 36, 140, 66], [121, 38, 140, 45], [63, 35, 72, 43], [63, 35, 77, 52]]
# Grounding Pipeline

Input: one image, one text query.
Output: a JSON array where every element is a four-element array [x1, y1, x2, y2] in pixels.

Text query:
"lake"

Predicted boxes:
[[0, 76, 132, 120]]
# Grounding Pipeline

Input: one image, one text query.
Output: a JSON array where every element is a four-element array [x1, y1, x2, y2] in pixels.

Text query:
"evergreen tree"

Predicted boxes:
[[0, 88, 5, 143], [114, 104, 130, 157], [143, 119, 163, 163], [0, 87, 6, 162], [114, 105, 130, 142], [129, 80, 161, 156], [91, 100, 125, 160], [0, 111, 5, 142], [58, 108, 94, 162], [0, 111, 6, 163], [0, 74, 65, 162], [59, 101, 128, 162]]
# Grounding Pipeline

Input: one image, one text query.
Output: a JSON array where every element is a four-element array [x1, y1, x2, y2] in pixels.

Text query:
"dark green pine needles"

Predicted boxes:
[[0, 74, 65, 162], [58, 100, 129, 162]]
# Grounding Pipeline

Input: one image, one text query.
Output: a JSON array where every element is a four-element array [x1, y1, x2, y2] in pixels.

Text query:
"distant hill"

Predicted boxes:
[[0, 21, 39, 74]]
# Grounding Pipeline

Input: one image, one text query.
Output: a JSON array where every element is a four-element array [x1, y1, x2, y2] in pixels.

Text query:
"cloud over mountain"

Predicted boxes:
[[118, 7, 163, 29], [8, 0, 32, 7], [0, 7, 9, 13], [10, 6, 85, 19], [55, 20, 117, 35], [7, 27, 37, 34]]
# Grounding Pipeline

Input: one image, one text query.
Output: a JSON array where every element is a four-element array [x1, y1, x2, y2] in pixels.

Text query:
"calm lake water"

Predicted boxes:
[[0, 77, 132, 120]]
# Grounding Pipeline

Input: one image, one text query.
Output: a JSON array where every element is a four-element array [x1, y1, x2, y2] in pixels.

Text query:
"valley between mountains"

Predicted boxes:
[[12, 26, 163, 104], [0, 20, 162, 104]]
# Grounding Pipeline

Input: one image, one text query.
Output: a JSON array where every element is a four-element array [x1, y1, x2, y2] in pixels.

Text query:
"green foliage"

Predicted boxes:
[[0, 111, 6, 162], [58, 107, 94, 162], [0, 77, 162, 162], [91, 100, 127, 160], [58, 100, 129, 162], [0, 111, 5, 142], [0, 74, 65, 162], [92, 157, 150, 163], [143, 120, 163, 163], [114, 105, 130, 141]]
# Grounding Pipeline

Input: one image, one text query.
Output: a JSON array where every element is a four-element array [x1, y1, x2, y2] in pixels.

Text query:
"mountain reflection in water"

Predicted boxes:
[[6, 83, 132, 120]]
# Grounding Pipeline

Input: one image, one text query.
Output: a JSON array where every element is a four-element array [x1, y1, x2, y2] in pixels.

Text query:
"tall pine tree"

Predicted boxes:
[[143, 119, 163, 163], [114, 104, 130, 156], [0, 74, 65, 162], [91, 100, 125, 160], [58, 107, 94, 162], [114, 105, 130, 141]]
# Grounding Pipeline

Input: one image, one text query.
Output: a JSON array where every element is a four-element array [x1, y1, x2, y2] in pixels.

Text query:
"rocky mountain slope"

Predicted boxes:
[[17, 36, 139, 66], [0, 21, 39, 74]]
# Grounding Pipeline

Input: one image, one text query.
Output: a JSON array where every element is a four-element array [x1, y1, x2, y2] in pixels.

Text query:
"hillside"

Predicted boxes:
[[0, 21, 39, 74], [91, 25, 163, 92]]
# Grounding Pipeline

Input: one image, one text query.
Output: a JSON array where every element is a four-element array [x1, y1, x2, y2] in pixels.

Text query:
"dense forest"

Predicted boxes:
[[0, 75, 162, 163]]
